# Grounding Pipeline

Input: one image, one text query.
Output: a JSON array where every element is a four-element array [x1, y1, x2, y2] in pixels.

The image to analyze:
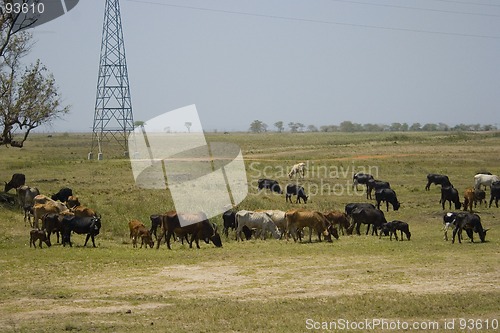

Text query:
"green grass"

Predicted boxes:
[[0, 132, 499, 332]]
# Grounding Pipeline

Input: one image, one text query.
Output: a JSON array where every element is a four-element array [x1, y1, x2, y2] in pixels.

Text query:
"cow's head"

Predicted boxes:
[[210, 233, 223, 247], [393, 201, 401, 211], [454, 201, 462, 210], [328, 225, 339, 240], [479, 228, 489, 243], [272, 184, 282, 194]]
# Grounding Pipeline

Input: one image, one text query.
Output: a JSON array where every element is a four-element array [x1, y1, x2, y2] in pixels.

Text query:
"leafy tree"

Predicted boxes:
[[249, 120, 267, 133], [288, 122, 299, 133], [0, 31, 69, 147], [409, 122, 421, 131], [274, 121, 284, 133], [307, 125, 318, 132], [185, 121, 192, 133]]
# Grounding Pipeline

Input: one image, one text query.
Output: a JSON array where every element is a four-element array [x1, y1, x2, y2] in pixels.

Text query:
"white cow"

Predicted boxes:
[[288, 162, 306, 179], [257, 210, 287, 237], [474, 174, 499, 190], [235, 210, 281, 241]]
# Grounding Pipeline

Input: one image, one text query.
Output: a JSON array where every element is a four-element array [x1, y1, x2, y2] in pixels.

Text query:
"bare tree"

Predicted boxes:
[[185, 121, 192, 133]]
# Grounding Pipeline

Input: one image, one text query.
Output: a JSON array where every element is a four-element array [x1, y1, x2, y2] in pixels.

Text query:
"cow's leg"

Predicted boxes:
[[166, 231, 174, 249], [386, 202, 389, 212], [452, 227, 458, 244], [84, 234, 91, 247]]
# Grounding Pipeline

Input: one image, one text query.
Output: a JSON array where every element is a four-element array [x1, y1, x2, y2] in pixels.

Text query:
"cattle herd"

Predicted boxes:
[[2, 165, 496, 249]]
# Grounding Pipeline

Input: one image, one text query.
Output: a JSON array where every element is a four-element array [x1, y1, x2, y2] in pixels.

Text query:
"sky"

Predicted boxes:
[[25, 0, 500, 133]]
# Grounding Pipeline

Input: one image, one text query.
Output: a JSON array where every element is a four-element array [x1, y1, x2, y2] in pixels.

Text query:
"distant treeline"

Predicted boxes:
[[248, 120, 498, 133]]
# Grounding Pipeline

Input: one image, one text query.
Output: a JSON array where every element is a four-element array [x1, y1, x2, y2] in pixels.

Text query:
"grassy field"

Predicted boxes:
[[0, 131, 499, 332]]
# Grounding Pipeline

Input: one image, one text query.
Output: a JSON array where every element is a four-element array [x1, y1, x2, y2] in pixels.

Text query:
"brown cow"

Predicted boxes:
[[463, 188, 475, 212], [30, 229, 51, 248], [33, 201, 70, 229], [323, 210, 349, 235], [128, 219, 154, 248], [285, 209, 337, 243], [65, 196, 81, 209], [71, 205, 97, 218]]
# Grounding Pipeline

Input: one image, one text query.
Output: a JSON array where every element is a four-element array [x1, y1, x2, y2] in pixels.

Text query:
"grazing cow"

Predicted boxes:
[[41, 213, 64, 244], [285, 209, 336, 243], [379, 220, 411, 241], [29, 229, 51, 248], [285, 184, 308, 204], [4, 173, 25, 193], [157, 211, 222, 249], [16, 185, 39, 210], [375, 188, 400, 211], [366, 179, 390, 200], [440, 186, 461, 210], [222, 210, 253, 240], [235, 210, 281, 241], [288, 162, 306, 179], [463, 188, 475, 212], [345, 203, 376, 217], [257, 209, 288, 238], [128, 219, 154, 248], [61, 215, 102, 247], [353, 172, 374, 190], [473, 189, 487, 208], [474, 174, 500, 190], [51, 187, 73, 203], [442, 212, 472, 241], [489, 181, 500, 208], [257, 178, 282, 194], [347, 207, 387, 236], [425, 173, 451, 191], [451, 212, 488, 244], [323, 210, 349, 235]]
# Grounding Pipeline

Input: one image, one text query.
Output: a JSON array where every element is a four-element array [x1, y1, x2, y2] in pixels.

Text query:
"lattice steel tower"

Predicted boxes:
[[89, 0, 134, 160]]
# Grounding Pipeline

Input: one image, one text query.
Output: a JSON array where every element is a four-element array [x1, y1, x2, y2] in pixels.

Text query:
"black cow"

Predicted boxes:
[[366, 179, 391, 200], [345, 202, 376, 217], [489, 181, 500, 208], [42, 213, 63, 244], [441, 186, 461, 210], [257, 179, 282, 194], [4, 173, 25, 192], [425, 173, 451, 191], [158, 211, 222, 250], [452, 212, 488, 243], [379, 220, 411, 241], [375, 188, 400, 211], [51, 187, 73, 203], [347, 207, 387, 236], [285, 184, 308, 204], [353, 173, 374, 190], [149, 214, 162, 241], [61, 215, 101, 247], [443, 212, 472, 241]]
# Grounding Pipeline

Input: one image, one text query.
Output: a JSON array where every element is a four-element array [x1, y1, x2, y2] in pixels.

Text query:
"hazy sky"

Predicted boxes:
[[27, 0, 500, 132]]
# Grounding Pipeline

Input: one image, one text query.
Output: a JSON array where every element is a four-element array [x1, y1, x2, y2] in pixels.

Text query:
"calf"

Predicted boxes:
[[489, 181, 500, 208], [235, 210, 281, 241], [379, 220, 411, 241], [128, 219, 154, 248], [375, 188, 400, 211], [425, 173, 451, 191], [452, 212, 488, 244], [441, 186, 461, 210], [443, 212, 472, 241], [149, 214, 162, 241], [285, 184, 308, 204], [30, 229, 51, 248], [288, 162, 306, 179]]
